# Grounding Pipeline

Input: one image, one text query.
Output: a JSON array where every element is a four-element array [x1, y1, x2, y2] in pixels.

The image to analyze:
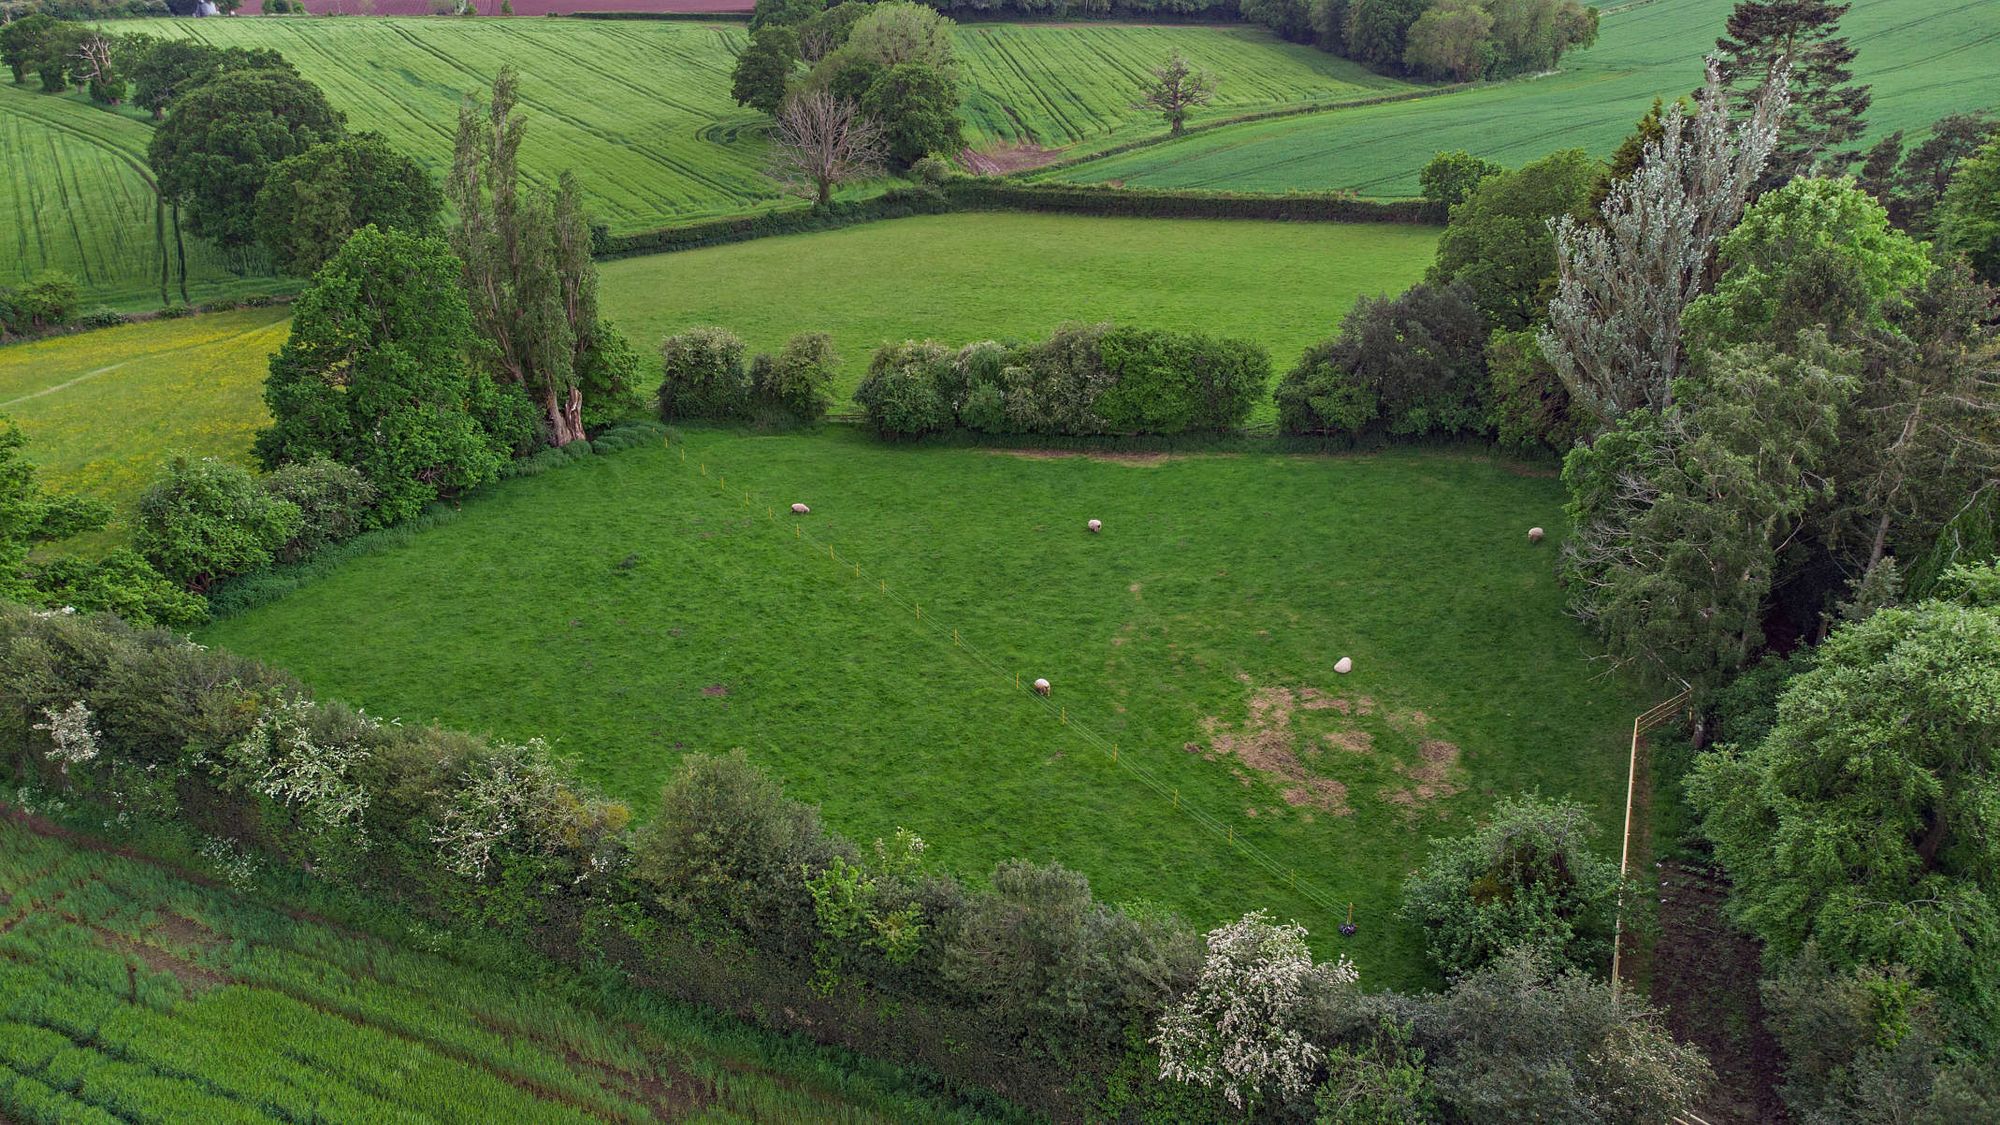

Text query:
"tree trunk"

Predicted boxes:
[[543, 384, 585, 446], [816, 178, 832, 209]]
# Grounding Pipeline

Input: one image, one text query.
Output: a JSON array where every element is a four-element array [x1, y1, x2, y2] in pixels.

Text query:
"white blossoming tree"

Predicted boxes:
[[224, 696, 373, 851], [34, 700, 100, 779], [1155, 910, 1359, 1111], [429, 740, 629, 883]]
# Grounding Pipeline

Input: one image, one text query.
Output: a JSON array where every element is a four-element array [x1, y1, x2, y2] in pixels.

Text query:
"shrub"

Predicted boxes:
[[1276, 282, 1490, 440], [1095, 326, 1266, 434], [910, 154, 955, 185], [0, 271, 81, 336], [28, 550, 208, 630], [1004, 322, 1113, 435], [854, 340, 955, 438], [79, 307, 128, 330], [1486, 326, 1579, 455], [658, 327, 751, 420], [1398, 795, 1623, 978], [157, 302, 195, 319], [135, 455, 301, 592], [629, 749, 838, 956], [750, 332, 839, 424], [262, 458, 378, 564]]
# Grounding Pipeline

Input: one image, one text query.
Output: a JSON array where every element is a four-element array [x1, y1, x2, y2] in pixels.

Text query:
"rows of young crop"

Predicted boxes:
[[156, 18, 777, 232], [953, 23, 1408, 150], [1041, 0, 2000, 197], [0, 820, 975, 1123], [0, 85, 238, 308]]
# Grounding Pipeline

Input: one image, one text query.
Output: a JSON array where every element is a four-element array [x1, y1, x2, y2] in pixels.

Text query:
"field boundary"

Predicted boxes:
[[1611, 687, 1690, 1003]]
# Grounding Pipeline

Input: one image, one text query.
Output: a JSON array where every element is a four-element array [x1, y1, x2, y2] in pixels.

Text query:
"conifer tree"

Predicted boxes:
[[1713, 0, 1871, 179]]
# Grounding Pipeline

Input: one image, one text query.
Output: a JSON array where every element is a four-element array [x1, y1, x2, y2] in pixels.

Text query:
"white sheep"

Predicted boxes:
[[1087, 519, 1102, 534], [1527, 526, 1545, 544], [1334, 657, 1353, 675], [792, 503, 810, 515], [1033, 678, 1051, 696]]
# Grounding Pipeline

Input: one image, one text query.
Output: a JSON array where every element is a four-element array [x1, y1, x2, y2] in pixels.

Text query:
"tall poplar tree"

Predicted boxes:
[[448, 67, 600, 447]]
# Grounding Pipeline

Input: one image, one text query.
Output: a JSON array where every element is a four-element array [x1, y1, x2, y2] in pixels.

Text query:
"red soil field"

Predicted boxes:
[[246, 0, 748, 14]]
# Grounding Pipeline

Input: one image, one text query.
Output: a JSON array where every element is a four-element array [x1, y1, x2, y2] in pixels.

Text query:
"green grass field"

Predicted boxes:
[[199, 429, 1650, 987], [0, 308, 288, 553], [0, 815, 998, 1123], [4, 214, 1433, 553], [1040, 0, 2000, 196], [599, 212, 1439, 412]]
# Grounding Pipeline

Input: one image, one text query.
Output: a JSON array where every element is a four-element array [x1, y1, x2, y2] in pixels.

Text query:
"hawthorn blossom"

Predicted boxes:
[[1155, 910, 1358, 1109], [34, 701, 100, 775]]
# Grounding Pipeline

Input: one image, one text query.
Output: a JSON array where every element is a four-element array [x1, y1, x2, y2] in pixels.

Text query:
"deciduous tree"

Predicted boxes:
[[449, 67, 609, 447], [1135, 51, 1215, 136], [255, 132, 442, 276], [1541, 63, 1785, 423], [259, 226, 523, 522], [147, 68, 345, 252], [767, 87, 884, 208]]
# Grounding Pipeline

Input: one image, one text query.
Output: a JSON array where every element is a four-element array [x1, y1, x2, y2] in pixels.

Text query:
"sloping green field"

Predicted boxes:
[[0, 308, 289, 552], [955, 22, 1411, 151], [1041, 0, 2000, 196], [0, 84, 245, 308], [598, 211, 1440, 412], [6, 214, 1433, 554], [5, 18, 1398, 304], [0, 816, 995, 1123]]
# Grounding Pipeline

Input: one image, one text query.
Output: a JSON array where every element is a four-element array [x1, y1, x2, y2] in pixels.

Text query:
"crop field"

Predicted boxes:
[[599, 212, 1441, 413], [1041, 0, 2000, 197], [0, 815, 995, 1123], [0, 85, 248, 309], [954, 23, 1411, 153], [0, 308, 289, 554], [11, 17, 1397, 305], [200, 429, 1649, 987]]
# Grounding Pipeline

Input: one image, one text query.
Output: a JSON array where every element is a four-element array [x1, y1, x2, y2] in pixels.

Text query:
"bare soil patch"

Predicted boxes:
[[991, 449, 1187, 466], [960, 143, 1067, 175], [93, 927, 228, 994], [1382, 738, 1465, 816], [701, 684, 730, 697], [1198, 677, 1351, 815]]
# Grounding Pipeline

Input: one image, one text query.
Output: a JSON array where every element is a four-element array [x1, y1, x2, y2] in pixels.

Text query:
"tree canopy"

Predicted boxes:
[[147, 68, 345, 252]]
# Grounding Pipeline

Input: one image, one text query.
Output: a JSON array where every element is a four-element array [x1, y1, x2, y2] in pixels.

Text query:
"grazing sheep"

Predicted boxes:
[[1334, 657, 1353, 675], [1528, 526, 1545, 543], [792, 503, 810, 515], [1087, 519, 1102, 533], [1033, 678, 1051, 696]]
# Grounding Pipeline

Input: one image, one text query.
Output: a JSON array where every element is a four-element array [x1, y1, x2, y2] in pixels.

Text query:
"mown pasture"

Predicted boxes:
[[200, 428, 1650, 987], [598, 212, 1441, 413], [0, 308, 289, 553], [0, 816, 998, 1123], [1042, 0, 2000, 197], [0, 84, 244, 308], [7, 213, 1435, 554]]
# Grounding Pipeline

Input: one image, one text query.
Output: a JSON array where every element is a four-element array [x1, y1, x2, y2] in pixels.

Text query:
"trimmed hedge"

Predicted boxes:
[[855, 324, 1268, 439], [943, 179, 1436, 223], [597, 188, 953, 259]]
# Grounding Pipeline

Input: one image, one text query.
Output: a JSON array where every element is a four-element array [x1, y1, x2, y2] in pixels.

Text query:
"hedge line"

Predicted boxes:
[[595, 189, 954, 259], [941, 179, 1436, 223], [597, 179, 1433, 264]]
